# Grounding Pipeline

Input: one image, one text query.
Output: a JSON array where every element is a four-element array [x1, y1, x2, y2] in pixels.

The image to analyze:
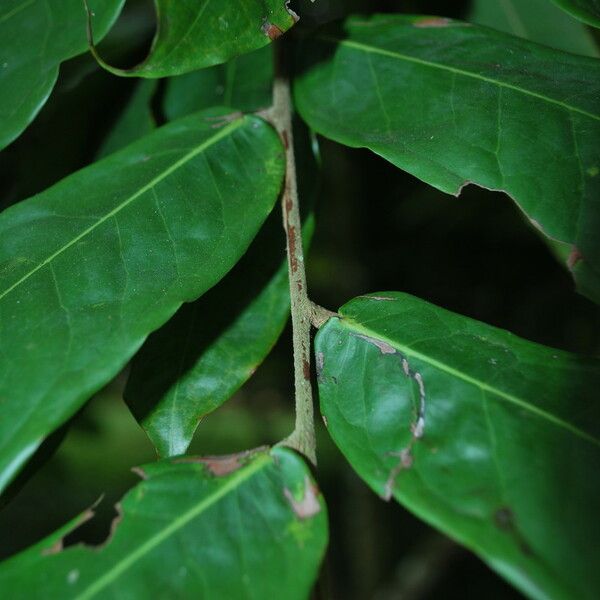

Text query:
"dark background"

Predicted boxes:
[[0, 1, 598, 598]]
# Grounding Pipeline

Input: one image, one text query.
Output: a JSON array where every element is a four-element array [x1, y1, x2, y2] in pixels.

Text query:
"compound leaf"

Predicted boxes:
[[0, 447, 327, 599], [0, 110, 285, 493], [294, 15, 600, 303], [316, 292, 600, 600]]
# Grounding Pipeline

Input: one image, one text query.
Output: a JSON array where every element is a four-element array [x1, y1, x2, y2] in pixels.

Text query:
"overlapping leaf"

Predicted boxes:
[[97, 80, 158, 158], [0, 0, 124, 150], [470, 0, 599, 55], [550, 0, 600, 27], [295, 15, 600, 303], [0, 447, 328, 599], [164, 45, 273, 121], [0, 110, 285, 493], [316, 292, 600, 599], [89, 0, 297, 77]]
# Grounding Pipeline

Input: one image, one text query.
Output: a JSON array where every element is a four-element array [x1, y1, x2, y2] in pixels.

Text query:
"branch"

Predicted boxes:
[[267, 42, 316, 465]]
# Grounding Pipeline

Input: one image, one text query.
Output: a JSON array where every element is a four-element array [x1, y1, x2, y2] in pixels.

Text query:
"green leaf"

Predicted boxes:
[[0, 0, 124, 151], [89, 0, 297, 78], [0, 110, 285, 493], [164, 45, 273, 121], [0, 447, 328, 599], [125, 214, 315, 457], [294, 15, 600, 303], [470, 0, 599, 56], [97, 80, 158, 158], [316, 292, 600, 600], [549, 0, 600, 28]]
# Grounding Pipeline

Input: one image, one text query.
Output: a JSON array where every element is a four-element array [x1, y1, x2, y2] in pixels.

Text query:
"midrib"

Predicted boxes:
[[0, 118, 244, 303], [76, 452, 271, 599], [322, 36, 600, 123], [341, 317, 600, 447]]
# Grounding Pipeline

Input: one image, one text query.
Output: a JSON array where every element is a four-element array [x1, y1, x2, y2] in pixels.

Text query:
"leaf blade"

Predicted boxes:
[[316, 292, 600, 599], [0, 448, 328, 599], [0, 0, 124, 150], [0, 111, 285, 492], [294, 15, 600, 302], [91, 0, 297, 78]]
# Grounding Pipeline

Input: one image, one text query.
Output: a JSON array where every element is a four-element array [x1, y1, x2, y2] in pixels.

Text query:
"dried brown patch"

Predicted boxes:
[[414, 17, 452, 28], [361, 295, 395, 302], [567, 247, 583, 270], [174, 447, 268, 476], [262, 21, 284, 40], [131, 465, 148, 480], [354, 333, 396, 355], [284, 476, 322, 519]]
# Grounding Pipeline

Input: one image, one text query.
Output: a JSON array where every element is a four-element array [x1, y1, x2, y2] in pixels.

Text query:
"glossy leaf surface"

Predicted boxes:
[[295, 15, 600, 303], [470, 0, 598, 55], [316, 293, 600, 600], [0, 447, 328, 599], [550, 0, 600, 27], [164, 45, 273, 121], [0, 0, 124, 150], [91, 0, 296, 78], [0, 111, 285, 493]]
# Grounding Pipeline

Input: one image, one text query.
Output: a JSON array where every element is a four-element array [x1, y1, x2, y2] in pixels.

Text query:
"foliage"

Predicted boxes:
[[0, 0, 598, 598]]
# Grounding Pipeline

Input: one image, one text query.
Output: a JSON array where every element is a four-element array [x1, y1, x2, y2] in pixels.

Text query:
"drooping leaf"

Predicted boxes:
[[316, 292, 600, 600], [0, 0, 125, 151], [470, 0, 599, 56], [0, 110, 285, 493], [97, 80, 158, 158], [549, 0, 600, 28], [294, 15, 600, 303], [88, 0, 297, 78], [0, 447, 328, 599], [164, 45, 273, 121]]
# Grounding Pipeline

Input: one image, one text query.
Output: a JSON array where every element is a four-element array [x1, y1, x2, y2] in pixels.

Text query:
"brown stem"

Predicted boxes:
[[266, 42, 316, 465]]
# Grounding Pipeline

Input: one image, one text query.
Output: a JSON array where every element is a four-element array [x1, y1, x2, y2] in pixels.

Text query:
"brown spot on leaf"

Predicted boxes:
[[414, 17, 452, 28], [494, 507, 534, 556], [361, 295, 395, 302], [131, 465, 148, 480], [315, 352, 324, 381], [354, 333, 396, 355], [382, 448, 413, 501], [262, 21, 284, 40], [567, 247, 583, 270], [174, 447, 268, 476], [494, 506, 514, 530], [284, 476, 321, 519]]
